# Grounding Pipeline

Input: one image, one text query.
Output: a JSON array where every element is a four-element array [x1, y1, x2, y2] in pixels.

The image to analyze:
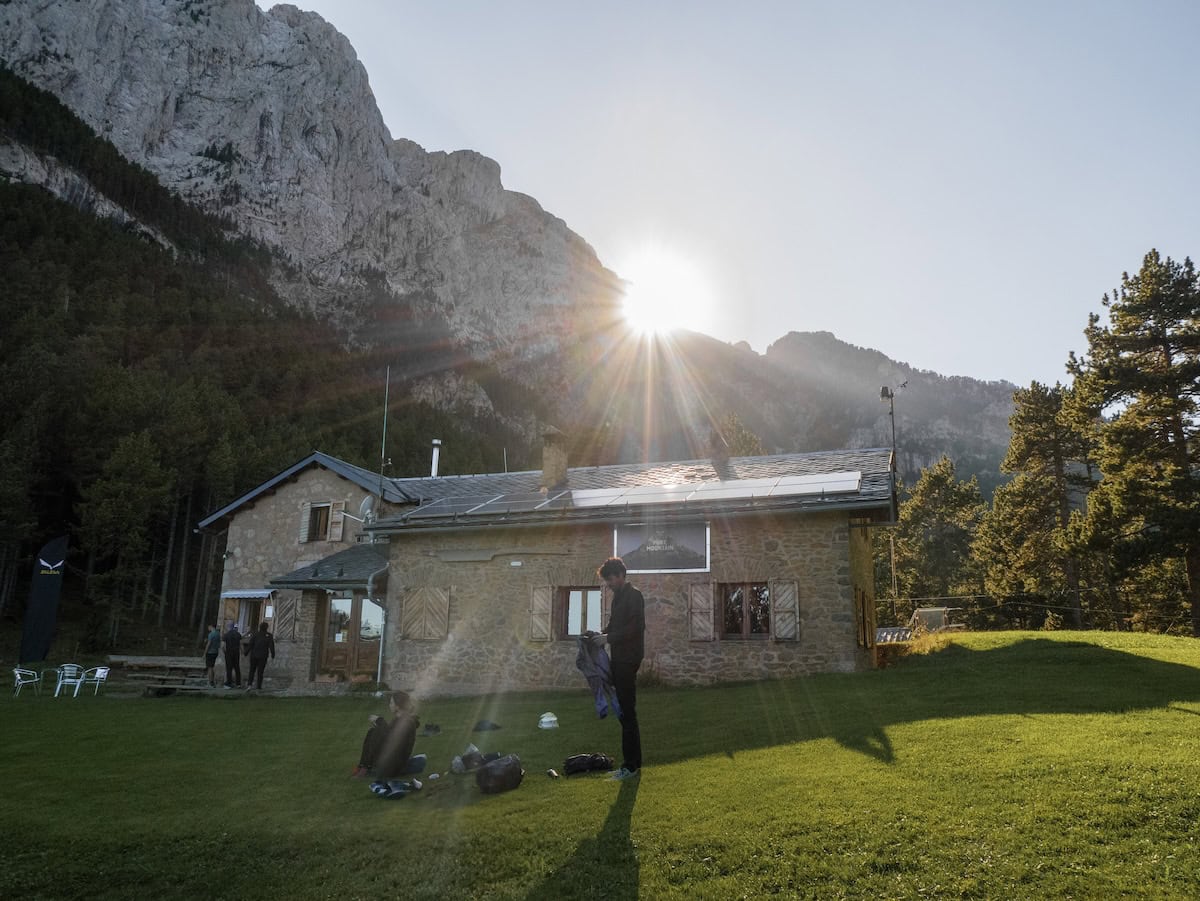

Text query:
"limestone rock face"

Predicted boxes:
[[0, 0, 618, 349], [0, 138, 175, 252]]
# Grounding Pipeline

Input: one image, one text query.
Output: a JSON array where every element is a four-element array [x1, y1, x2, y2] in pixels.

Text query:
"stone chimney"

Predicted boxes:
[[540, 426, 568, 490], [709, 427, 732, 480]]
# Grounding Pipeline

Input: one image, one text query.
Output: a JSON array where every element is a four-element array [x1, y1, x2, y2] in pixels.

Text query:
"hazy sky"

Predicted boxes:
[[277, 1, 1200, 386]]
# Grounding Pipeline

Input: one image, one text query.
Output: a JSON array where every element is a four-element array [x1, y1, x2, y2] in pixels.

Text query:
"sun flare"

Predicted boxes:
[[617, 245, 716, 337]]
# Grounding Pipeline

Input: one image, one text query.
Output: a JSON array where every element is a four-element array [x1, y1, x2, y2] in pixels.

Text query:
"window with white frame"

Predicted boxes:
[[559, 587, 603, 638]]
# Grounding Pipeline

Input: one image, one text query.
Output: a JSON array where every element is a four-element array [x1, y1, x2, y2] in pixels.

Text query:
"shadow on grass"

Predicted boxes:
[[525, 777, 639, 901], [645, 637, 1200, 767]]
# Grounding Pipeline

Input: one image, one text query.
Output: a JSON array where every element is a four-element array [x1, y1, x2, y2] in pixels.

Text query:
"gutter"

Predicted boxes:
[[366, 561, 389, 686], [366, 497, 894, 537]]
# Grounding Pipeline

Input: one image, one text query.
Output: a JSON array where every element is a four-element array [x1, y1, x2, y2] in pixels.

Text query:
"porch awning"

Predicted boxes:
[[221, 589, 275, 599]]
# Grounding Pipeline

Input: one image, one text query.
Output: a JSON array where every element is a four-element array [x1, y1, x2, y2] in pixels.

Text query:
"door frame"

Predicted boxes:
[[319, 592, 384, 680]]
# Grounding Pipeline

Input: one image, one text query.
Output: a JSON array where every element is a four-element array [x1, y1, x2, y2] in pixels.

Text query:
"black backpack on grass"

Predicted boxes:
[[563, 753, 614, 775], [476, 754, 525, 794]]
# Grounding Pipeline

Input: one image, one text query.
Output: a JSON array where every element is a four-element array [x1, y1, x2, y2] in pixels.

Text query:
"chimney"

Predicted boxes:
[[430, 438, 442, 477], [709, 427, 732, 480], [540, 426, 568, 490]]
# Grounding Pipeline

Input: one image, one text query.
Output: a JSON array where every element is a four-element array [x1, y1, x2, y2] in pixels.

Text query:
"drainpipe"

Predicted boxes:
[[366, 562, 389, 686]]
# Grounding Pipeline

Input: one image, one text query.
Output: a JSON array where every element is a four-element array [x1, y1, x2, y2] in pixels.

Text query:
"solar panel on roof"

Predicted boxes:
[[619, 487, 696, 508], [770, 472, 861, 497], [569, 488, 628, 508], [404, 494, 500, 519], [471, 489, 570, 515], [688, 486, 772, 501]]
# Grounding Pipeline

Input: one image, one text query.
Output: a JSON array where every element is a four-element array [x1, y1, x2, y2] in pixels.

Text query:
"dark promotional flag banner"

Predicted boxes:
[[20, 535, 68, 664]]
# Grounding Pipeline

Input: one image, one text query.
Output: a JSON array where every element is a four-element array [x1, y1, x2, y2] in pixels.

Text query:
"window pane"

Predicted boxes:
[[359, 598, 384, 641], [723, 585, 744, 635], [749, 584, 770, 634], [309, 505, 330, 541], [328, 598, 352, 643], [585, 589, 602, 632], [568, 590, 583, 635]]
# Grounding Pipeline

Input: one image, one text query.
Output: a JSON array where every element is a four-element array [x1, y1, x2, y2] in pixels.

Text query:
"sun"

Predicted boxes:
[[617, 244, 716, 336]]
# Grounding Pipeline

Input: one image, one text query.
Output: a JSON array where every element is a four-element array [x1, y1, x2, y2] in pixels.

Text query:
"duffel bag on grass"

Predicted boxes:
[[476, 754, 525, 794], [563, 752, 614, 775]]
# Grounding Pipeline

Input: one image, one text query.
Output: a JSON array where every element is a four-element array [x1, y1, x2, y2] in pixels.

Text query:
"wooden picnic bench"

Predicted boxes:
[[107, 655, 212, 696]]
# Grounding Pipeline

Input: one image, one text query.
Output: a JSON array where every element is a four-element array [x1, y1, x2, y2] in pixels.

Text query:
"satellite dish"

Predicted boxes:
[[359, 495, 377, 524]]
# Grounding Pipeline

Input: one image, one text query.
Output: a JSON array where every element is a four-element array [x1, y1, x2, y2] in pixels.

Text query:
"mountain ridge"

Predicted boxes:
[[0, 0, 1015, 490]]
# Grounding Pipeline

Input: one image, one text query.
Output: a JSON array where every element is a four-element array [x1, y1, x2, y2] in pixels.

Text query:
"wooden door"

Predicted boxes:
[[321, 596, 354, 674], [353, 597, 384, 675], [321, 595, 384, 679]]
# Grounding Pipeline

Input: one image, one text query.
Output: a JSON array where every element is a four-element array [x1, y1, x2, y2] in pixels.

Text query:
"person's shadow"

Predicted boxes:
[[525, 777, 640, 901]]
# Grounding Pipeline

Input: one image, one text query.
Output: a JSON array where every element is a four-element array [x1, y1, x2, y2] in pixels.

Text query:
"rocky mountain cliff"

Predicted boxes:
[[0, 0, 619, 348], [0, 0, 1016, 489]]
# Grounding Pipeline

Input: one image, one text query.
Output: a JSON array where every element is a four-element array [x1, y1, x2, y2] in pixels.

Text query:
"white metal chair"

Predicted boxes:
[[80, 666, 110, 696], [54, 663, 85, 698], [13, 668, 42, 697]]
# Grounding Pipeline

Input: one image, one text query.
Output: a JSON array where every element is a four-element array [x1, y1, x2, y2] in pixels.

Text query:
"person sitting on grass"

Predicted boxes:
[[352, 690, 426, 798]]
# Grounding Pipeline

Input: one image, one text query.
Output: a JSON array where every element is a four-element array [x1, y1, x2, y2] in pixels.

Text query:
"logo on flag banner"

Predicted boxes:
[[20, 535, 69, 664]]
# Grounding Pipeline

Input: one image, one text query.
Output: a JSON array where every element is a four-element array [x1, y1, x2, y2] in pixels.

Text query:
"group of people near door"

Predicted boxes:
[[203, 620, 276, 689]]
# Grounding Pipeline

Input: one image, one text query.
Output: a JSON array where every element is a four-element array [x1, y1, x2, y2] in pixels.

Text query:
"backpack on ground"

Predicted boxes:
[[475, 754, 525, 794], [562, 753, 614, 776]]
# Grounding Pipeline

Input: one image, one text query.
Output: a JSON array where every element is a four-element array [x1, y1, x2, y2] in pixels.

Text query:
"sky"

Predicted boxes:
[[274, 0, 1200, 386]]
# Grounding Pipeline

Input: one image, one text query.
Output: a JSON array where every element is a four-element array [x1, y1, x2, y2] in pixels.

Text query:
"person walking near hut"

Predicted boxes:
[[203, 623, 221, 688], [597, 556, 644, 780], [245, 621, 275, 690], [222, 620, 243, 689]]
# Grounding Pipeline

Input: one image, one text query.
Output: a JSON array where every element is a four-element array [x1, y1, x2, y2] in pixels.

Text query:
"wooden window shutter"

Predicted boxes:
[[328, 501, 346, 542], [529, 586, 553, 642], [770, 579, 800, 641], [275, 596, 297, 641], [425, 587, 449, 639], [399, 588, 420, 638], [688, 582, 715, 641], [601, 585, 613, 630], [400, 587, 450, 640], [298, 502, 311, 543]]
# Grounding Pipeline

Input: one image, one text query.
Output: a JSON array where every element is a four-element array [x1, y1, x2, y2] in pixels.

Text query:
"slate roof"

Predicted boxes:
[[199, 446, 895, 536], [392, 448, 892, 498], [269, 544, 389, 591], [373, 447, 895, 533], [197, 451, 413, 530]]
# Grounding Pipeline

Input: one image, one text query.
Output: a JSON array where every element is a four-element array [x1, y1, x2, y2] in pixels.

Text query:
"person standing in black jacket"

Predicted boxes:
[[222, 621, 243, 689], [244, 621, 275, 690], [598, 556, 644, 780]]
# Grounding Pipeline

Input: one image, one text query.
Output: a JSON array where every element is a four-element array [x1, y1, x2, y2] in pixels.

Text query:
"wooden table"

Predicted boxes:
[[107, 655, 212, 695]]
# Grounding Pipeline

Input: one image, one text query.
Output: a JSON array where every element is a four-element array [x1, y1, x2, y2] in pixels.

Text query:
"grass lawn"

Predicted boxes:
[[4, 631, 1200, 900]]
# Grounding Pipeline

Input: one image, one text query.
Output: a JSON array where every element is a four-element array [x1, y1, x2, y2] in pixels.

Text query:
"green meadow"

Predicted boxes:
[[4, 631, 1200, 900]]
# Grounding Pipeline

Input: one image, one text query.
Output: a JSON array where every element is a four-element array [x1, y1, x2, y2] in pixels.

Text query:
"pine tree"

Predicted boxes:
[[1069, 250, 1200, 635], [979, 382, 1094, 625], [893, 456, 986, 612]]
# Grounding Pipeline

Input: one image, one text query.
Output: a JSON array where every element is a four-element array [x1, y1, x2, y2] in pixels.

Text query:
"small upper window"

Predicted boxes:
[[720, 582, 770, 639], [307, 503, 331, 542]]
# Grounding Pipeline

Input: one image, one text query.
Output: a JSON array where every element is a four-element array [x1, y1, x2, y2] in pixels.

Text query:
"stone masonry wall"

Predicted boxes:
[[381, 510, 875, 697], [217, 466, 382, 689]]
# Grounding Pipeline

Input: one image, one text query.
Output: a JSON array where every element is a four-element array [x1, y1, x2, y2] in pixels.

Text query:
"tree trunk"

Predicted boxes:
[[142, 552, 156, 620], [1052, 449, 1083, 628], [174, 491, 193, 621], [1186, 545, 1200, 638], [189, 530, 208, 633], [0, 542, 14, 615], [159, 493, 179, 627]]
